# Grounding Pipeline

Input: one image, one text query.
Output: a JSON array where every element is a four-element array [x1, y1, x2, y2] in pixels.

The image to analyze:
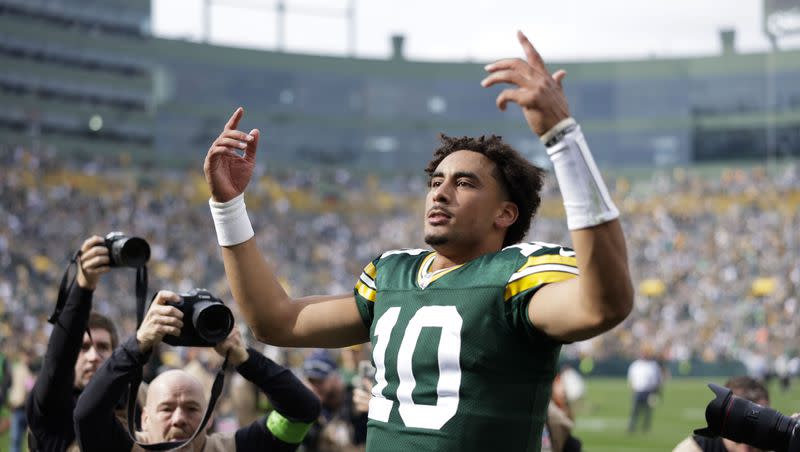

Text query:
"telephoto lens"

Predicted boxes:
[[695, 383, 800, 452]]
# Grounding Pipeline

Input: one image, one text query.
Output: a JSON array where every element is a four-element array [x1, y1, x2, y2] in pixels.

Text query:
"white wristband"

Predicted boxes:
[[539, 117, 577, 146], [209, 194, 255, 246], [546, 124, 620, 230]]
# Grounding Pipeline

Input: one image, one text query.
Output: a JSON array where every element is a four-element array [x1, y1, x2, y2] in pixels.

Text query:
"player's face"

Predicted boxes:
[[74, 328, 113, 390], [142, 372, 207, 445], [424, 150, 509, 252]]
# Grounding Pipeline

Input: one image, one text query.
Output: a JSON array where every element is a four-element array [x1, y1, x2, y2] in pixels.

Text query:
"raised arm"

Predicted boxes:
[[482, 31, 633, 342], [75, 290, 184, 452], [73, 335, 143, 452], [212, 329, 320, 448], [29, 236, 109, 425], [204, 108, 368, 347]]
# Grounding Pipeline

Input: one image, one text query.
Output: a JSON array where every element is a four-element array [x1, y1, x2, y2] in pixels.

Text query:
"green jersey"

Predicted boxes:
[[353, 241, 578, 452]]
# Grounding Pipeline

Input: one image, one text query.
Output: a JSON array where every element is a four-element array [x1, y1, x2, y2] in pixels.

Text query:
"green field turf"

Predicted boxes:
[[2, 377, 798, 451], [573, 377, 800, 452]]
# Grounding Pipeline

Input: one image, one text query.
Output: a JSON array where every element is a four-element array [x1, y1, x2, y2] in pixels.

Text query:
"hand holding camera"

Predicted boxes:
[[136, 290, 184, 353], [161, 289, 234, 347], [213, 328, 249, 367], [76, 236, 111, 291]]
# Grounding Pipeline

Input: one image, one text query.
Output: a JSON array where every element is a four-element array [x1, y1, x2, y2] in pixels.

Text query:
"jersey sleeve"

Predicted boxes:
[[353, 256, 380, 329], [503, 243, 579, 340]]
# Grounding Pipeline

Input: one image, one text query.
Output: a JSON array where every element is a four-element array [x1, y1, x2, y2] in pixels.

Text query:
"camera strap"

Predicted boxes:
[[48, 249, 82, 324], [125, 351, 230, 451], [50, 252, 148, 325], [136, 265, 147, 325]]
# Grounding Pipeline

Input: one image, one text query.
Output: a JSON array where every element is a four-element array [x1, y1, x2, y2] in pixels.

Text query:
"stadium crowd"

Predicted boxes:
[[1, 143, 798, 449]]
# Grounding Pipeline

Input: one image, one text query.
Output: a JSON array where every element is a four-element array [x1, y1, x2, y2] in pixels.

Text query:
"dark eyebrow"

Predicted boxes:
[[453, 171, 480, 182], [430, 171, 480, 180]]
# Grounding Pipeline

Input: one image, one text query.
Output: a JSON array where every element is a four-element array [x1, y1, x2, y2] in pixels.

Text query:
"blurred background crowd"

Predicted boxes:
[[1, 141, 798, 450], [2, 0, 800, 449]]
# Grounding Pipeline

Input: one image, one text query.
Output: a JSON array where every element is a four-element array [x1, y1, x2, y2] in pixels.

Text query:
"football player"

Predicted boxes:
[[204, 31, 633, 451]]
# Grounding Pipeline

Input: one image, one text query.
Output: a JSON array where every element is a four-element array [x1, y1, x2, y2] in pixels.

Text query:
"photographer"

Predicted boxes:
[[673, 376, 769, 452], [74, 290, 321, 452], [26, 235, 119, 451]]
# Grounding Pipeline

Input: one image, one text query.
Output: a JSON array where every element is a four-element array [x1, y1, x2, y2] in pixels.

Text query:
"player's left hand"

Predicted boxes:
[[481, 30, 571, 136]]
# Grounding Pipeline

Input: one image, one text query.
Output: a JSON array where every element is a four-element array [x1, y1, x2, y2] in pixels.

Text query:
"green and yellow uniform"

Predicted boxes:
[[354, 241, 578, 452]]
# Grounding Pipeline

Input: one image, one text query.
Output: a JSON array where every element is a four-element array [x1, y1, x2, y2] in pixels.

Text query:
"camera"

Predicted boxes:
[[161, 289, 234, 347], [695, 383, 800, 452], [104, 232, 150, 268]]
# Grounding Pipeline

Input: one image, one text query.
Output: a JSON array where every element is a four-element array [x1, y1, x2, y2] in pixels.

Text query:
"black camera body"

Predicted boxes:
[[161, 289, 234, 347], [104, 232, 150, 268], [695, 383, 800, 452]]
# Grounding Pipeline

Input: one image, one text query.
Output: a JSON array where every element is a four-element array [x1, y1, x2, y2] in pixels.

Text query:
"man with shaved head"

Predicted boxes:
[[74, 290, 321, 452], [141, 370, 209, 444]]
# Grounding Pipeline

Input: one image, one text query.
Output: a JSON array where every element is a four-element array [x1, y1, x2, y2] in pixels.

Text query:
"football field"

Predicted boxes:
[[572, 377, 800, 451], [3, 377, 799, 451]]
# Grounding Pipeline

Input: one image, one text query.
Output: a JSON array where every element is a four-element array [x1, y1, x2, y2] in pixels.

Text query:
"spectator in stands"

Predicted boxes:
[[627, 345, 662, 433], [26, 235, 119, 451], [302, 349, 363, 452], [74, 290, 321, 452], [0, 341, 11, 440], [2, 143, 800, 443], [7, 343, 34, 452], [3, 145, 800, 374], [672, 376, 769, 452]]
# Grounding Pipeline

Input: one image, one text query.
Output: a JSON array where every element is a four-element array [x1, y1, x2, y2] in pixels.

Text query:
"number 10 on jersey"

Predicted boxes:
[[368, 305, 463, 430]]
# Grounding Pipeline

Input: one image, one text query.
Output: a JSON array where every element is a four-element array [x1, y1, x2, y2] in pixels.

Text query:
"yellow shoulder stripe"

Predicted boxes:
[[356, 280, 376, 302], [364, 262, 377, 279], [517, 254, 577, 272], [504, 271, 577, 301]]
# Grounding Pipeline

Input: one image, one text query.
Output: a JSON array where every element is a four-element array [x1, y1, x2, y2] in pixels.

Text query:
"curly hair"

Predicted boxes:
[[424, 134, 545, 247]]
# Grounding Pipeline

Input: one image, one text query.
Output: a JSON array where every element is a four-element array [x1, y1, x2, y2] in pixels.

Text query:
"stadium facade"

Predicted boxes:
[[1, 0, 799, 169]]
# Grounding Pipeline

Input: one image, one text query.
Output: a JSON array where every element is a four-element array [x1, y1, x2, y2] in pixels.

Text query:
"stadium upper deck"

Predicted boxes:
[[1, 0, 799, 169]]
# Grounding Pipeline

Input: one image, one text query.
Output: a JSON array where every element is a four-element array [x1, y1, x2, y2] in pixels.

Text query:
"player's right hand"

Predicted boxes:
[[204, 107, 259, 203], [136, 290, 183, 353]]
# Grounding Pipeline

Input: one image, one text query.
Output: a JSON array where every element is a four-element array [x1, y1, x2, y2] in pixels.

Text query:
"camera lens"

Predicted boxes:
[[696, 383, 799, 452], [109, 236, 150, 267], [192, 302, 234, 344]]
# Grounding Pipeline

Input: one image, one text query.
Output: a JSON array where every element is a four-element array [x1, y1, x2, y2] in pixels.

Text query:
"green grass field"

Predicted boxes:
[[573, 377, 800, 452], [2, 377, 798, 451]]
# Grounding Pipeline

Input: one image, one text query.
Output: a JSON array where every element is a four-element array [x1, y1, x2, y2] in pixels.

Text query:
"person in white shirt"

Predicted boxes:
[[627, 345, 662, 433]]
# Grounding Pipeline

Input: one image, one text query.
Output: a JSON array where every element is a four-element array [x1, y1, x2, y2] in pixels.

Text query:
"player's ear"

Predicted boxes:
[[495, 201, 518, 229]]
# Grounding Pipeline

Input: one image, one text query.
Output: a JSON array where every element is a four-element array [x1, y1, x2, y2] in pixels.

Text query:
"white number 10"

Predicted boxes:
[[368, 306, 463, 430]]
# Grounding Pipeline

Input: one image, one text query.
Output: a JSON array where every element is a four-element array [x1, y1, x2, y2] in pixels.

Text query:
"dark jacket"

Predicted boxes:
[[74, 336, 322, 452], [26, 284, 93, 452]]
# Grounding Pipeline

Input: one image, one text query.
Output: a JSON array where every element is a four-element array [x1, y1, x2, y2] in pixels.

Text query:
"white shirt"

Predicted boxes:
[[627, 359, 661, 392]]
